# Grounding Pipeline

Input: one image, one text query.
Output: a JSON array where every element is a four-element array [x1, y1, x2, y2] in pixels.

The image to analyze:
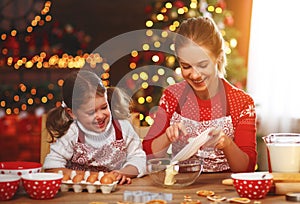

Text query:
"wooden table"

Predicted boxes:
[[7, 173, 291, 204]]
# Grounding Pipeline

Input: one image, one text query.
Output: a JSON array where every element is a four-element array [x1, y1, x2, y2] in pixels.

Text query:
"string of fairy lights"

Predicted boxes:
[[0, 0, 110, 116], [0, 0, 240, 122]]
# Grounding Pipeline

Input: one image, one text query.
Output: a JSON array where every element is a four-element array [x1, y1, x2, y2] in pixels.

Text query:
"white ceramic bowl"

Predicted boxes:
[[21, 172, 63, 199]]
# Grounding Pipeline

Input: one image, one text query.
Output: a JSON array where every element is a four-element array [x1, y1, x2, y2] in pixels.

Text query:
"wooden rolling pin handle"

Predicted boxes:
[[275, 182, 300, 195]]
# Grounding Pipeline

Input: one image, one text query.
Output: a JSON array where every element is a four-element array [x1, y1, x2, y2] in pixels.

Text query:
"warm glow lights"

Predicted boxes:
[[102, 63, 110, 71], [1, 34, 6, 40], [146, 29, 153, 36], [167, 77, 176, 85], [207, 5, 215, 12], [27, 98, 34, 105], [153, 41, 161, 48], [1, 0, 239, 125], [141, 82, 149, 89], [167, 55, 175, 64], [10, 30, 17, 36], [138, 97, 145, 104], [230, 38, 237, 48], [20, 84, 27, 92], [161, 31, 168, 38], [146, 96, 152, 103], [45, 15, 52, 21], [0, 101, 5, 107], [215, 7, 222, 14], [47, 93, 54, 100], [139, 113, 144, 121], [142, 44, 150, 51], [170, 43, 175, 51], [132, 73, 139, 80], [6, 109, 12, 115], [101, 73, 110, 80], [225, 41, 231, 54], [57, 81, 64, 89], [2, 48, 8, 55], [161, 7, 167, 13], [156, 14, 164, 21], [146, 20, 154, 28], [0, 0, 95, 71], [173, 21, 180, 27], [27, 26, 33, 33], [157, 68, 165, 75], [31, 88, 37, 95], [13, 108, 19, 114], [169, 25, 176, 31], [131, 50, 138, 57], [190, 2, 197, 9], [152, 75, 159, 82], [129, 62, 136, 69], [41, 96, 48, 103], [177, 8, 185, 15], [175, 67, 182, 75], [152, 55, 160, 62], [21, 104, 27, 111], [140, 72, 148, 80], [165, 2, 172, 9], [13, 95, 19, 102]]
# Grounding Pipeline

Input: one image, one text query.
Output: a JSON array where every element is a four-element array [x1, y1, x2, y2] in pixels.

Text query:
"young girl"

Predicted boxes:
[[43, 70, 146, 184]]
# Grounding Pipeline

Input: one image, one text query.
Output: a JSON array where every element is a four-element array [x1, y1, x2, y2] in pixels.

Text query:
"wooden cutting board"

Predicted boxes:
[[272, 173, 300, 183], [271, 173, 300, 195]]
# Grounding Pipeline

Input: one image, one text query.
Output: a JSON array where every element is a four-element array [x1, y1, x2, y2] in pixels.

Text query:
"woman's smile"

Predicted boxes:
[[192, 77, 206, 85]]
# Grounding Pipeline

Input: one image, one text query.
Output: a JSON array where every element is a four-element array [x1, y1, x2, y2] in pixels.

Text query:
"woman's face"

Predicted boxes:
[[177, 43, 219, 99], [74, 94, 111, 133]]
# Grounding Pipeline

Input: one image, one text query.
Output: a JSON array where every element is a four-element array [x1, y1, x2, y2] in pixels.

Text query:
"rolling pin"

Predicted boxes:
[[271, 173, 300, 183], [275, 182, 300, 195]]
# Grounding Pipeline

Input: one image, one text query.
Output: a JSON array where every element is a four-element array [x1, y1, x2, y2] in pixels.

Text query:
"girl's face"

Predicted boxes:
[[177, 43, 219, 99], [74, 94, 111, 133]]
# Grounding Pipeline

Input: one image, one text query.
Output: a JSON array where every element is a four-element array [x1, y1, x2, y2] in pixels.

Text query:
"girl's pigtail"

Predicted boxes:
[[46, 106, 73, 142]]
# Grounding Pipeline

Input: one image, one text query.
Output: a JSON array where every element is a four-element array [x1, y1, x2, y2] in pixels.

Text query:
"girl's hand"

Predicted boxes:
[[208, 128, 232, 150], [110, 170, 131, 185], [165, 122, 187, 142]]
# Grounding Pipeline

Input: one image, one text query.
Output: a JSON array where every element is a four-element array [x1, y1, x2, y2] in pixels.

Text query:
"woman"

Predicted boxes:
[[142, 17, 257, 173]]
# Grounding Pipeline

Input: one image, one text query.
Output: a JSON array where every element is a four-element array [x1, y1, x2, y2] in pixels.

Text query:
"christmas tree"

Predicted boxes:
[[127, 0, 248, 126]]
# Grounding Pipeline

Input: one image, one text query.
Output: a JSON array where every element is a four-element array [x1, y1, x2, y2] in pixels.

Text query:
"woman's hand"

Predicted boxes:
[[110, 170, 132, 185], [208, 128, 250, 172], [165, 122, 187, 142], [208, 128, 232, 150]]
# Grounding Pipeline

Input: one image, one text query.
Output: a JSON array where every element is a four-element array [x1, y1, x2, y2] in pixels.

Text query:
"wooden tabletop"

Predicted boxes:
[[6, 173, 291, 204]]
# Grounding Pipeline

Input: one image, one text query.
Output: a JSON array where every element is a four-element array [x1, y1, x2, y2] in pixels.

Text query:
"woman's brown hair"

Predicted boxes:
[[174, 16, 227, 76]]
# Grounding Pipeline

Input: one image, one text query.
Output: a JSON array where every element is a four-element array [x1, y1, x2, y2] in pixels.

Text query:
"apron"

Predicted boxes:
[[66, 120, 127, 172], [170, 82, 234, 172]]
